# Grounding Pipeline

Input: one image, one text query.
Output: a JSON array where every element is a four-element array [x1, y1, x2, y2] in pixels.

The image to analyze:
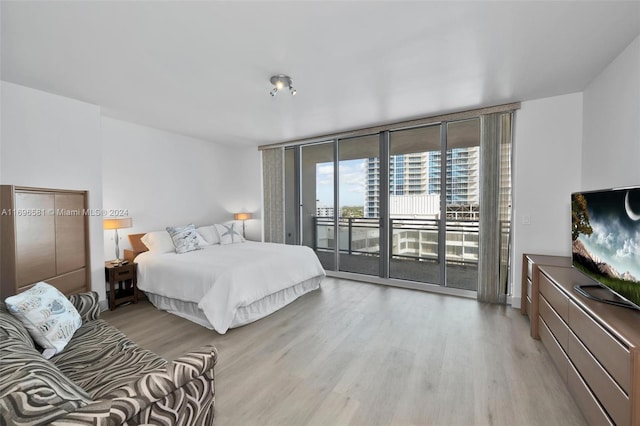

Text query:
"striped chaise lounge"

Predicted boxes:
[[0, 292, 217, 425]]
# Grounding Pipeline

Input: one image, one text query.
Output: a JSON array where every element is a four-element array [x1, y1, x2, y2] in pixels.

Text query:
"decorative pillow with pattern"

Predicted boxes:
[[4, 282, 82, 359], [166, 224, 201, 254], [214, 222, 245, 245]]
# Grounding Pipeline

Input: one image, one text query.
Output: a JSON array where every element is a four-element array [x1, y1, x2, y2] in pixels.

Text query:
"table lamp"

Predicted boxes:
[[233, 212, 252, 238], [103, 217, 133, 265]]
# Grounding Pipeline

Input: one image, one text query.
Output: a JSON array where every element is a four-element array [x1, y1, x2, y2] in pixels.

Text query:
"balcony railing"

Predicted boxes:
[[313, 216, 487, 266]]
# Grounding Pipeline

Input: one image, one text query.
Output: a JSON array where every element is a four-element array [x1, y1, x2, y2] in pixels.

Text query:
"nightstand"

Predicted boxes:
[[105, 261, 138, 310]]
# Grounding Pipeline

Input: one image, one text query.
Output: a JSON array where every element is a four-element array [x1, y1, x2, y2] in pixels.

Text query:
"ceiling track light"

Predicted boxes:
[[270, 74, 296, 97]]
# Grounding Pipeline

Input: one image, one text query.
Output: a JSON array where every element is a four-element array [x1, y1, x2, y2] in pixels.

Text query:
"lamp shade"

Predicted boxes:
[[103, 217, 133, 230], [233, 212, 251, 221]]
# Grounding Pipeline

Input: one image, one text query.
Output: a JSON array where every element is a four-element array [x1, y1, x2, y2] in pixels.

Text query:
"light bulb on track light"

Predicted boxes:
[[269, 75, 296, 97]]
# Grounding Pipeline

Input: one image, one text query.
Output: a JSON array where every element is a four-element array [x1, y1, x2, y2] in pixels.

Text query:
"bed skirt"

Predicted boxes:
[[144, 275, 323, 331]]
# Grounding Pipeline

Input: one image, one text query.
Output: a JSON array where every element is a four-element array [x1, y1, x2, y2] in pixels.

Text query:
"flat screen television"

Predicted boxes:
[[571, 186, 640, 310]]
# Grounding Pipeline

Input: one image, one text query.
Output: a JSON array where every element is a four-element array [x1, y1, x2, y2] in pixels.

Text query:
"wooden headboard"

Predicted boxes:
[[124, 233, 148, 261]]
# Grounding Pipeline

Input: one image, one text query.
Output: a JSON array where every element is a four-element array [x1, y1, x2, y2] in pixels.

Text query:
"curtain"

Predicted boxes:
[[498, 114, 513, 302], [262, 147, 285, 243], [478, 113, 513, 303]]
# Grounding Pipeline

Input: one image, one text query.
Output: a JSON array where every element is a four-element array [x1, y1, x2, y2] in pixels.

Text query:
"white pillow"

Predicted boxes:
[[196, 225, 220, 245], [195, 231, 211, 246], [141, 230, 176, 253], [5, 282, 82, 359], [214, 222, 245, 245]]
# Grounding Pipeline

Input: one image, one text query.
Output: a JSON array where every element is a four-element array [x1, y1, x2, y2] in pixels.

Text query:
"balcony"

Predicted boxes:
[[310, 216, 503, 291]]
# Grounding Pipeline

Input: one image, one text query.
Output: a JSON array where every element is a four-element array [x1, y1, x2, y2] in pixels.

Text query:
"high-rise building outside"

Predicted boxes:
[[428, 147, 479, 206], [365, 148, 480, 218], [366, 152, 427, 218]]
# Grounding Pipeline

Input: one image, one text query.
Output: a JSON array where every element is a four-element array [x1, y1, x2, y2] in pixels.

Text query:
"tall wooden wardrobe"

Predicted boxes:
[[0, 186, 90, 298]]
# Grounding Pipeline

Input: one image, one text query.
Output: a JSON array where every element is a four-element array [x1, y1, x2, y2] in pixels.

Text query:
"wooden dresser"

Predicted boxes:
[[536, 265, 640, 425], [521, 254, 572, 338], [0, 185, 90, 298]]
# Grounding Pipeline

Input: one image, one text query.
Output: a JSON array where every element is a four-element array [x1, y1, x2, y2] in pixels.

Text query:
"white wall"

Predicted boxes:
[[0, 81, 105, 299], [510, 92, 583, 306], [101, 117, 262, 257], [510, 35, 639, 307], [582, 35, 640, 190], [0, 82, 263, 305]]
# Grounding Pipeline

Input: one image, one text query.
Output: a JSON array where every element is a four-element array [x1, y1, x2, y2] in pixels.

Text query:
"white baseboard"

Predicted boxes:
[[509, 296, 521, 309]]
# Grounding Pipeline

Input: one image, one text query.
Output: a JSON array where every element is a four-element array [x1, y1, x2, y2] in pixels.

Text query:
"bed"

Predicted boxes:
[[127, 234, 325, 334]]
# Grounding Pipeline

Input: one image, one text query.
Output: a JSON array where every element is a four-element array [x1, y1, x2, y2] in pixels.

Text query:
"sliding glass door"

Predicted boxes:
[[388, 124, 443, 284], [385, 120, 480, 289], [300, 141, 336, 271], [445, 119, 480, 290], [337, 134, 380, 276], [283, 113, 510, 294]]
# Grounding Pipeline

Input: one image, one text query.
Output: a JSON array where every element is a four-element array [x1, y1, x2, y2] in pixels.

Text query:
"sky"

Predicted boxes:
[[577, 188, 640, 281], [316, 159, 366, 207]]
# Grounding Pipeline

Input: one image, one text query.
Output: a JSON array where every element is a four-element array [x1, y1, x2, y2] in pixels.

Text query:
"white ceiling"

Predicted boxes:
[[2, 1, 639, 147]]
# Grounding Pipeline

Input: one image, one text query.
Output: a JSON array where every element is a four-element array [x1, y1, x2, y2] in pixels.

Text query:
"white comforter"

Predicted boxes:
[[135, 242, 325, 333]]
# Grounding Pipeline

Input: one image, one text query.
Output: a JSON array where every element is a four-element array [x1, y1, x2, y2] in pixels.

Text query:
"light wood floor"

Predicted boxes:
[[102, 278, 586, 426]]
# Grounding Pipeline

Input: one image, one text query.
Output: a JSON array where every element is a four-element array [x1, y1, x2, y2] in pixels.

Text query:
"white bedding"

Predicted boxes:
[[135, 242, 325, 333]]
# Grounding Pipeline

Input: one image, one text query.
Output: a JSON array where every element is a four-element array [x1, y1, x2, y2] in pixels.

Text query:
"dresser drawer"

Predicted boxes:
[[539, 273, 569, 322], [568, 330, 629, 425], [527, 258, 533, 281], [106, 264, 136, 281], [539, 317, 569, 383], [526, 297, 531, 317], [540, 294, 569, 351], [568, 301, 630, 394], [567, 361, 614, 426], [527, 279, 532, 300]]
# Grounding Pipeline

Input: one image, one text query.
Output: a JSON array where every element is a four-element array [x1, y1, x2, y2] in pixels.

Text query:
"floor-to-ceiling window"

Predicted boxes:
[[445, 118, 480, 290], [388, 124, 443, 284], [386, 119, 480, 290], [338, 134, 380, 276], [274, 106, 515, 297], [300, 141, 336, 271]]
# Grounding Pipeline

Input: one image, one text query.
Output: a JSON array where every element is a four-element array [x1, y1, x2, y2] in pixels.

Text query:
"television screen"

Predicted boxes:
[[572, 187, 640, 308]]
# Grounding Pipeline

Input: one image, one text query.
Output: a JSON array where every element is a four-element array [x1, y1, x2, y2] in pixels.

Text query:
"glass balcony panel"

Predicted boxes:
[[302, 141, 336, 271], [446, 119, 480, 291], [389, 124, 442, 285], [338, 134, 380, 276]]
